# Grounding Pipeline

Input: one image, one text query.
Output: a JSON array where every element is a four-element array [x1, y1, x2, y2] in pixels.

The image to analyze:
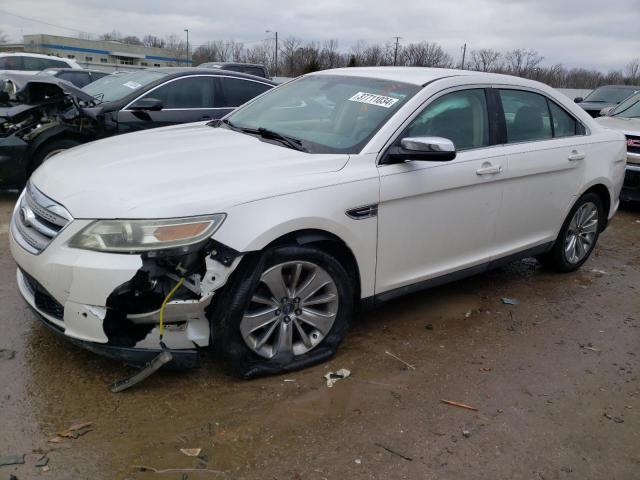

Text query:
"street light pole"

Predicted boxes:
[[266, 30, 278, 76], [393, 36, 401, 66], [184, 29, 189, 66]]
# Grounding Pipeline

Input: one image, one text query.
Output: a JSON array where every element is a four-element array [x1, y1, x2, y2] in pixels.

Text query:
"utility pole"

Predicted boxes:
[[461, 43, 467, 70], [393, 36, 401, 66], [184, 29, 189, 66], [266, 30, 278, 76]]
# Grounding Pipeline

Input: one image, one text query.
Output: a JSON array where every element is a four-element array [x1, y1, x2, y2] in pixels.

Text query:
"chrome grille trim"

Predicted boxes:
[[11, 183, 73, 254]]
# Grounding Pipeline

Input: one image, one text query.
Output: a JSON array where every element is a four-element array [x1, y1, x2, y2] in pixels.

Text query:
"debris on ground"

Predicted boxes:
[[501, 297, 519, 305], [283, 379, 296, 383], [354, 459, 362, 465], [324, 369, 351, 387], [385, 351, 416, 370], [603, 413, 624, 423], [0, 455, 25, 467], [425, 324, 434, 330], [49, 421, 93, 443], [440, 399, 479, 411], [133, 465, 227, 475], [580, 343, 601, 352], [374, 443, 413, 461], [0, 349, 15, 360], [591, 268, 608, 276], [179, 448, 202, 457], [462, 427, 471, 438], [35, 454, 49, 467], [464, 310, 472, 318]]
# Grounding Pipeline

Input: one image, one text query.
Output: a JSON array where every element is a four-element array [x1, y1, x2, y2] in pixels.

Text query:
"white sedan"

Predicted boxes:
[[9, 67, 626, 377]]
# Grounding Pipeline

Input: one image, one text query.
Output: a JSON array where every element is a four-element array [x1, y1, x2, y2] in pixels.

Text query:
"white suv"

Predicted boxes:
[[0, 52, 82, 75], [9, 67, 626, 377]]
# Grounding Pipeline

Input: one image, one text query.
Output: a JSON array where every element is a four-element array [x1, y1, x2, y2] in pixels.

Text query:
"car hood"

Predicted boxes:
[[577, 101, 615, 112], [31, 122, 350, 219], [595, 115, 640, 136]]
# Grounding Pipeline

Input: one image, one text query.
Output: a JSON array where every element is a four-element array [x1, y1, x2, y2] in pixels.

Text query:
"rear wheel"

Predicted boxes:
[[211, 245, 354, 378], [541, 192, 603, 272]]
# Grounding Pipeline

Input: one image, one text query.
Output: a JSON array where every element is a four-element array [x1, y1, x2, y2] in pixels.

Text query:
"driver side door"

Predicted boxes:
[[375, 87, 507, 298]]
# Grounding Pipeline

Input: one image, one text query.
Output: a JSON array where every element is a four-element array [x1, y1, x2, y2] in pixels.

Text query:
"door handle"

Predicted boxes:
[[568, 150, 586, 161], [476, 164, 503, 175]]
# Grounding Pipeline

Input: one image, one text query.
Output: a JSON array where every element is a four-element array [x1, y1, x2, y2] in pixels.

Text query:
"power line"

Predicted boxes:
[[0, 9, 95, 35]]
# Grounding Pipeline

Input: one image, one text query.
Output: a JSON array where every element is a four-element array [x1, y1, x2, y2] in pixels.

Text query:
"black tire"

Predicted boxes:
[[210, 245, 354, 379], [29, 139, 81, 175], [540, 192, 604, 272]]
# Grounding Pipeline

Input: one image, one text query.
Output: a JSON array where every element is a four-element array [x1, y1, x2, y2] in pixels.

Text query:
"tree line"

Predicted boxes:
[[4, 29, 639, 89]]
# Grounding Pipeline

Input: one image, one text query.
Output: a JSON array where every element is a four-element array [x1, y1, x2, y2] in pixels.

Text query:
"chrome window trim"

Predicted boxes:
[[122, 74, 273, 111]]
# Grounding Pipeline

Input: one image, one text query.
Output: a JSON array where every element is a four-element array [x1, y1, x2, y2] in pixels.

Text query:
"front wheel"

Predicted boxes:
[[211, 245, 354, 378], [541, 192, 604, 272]]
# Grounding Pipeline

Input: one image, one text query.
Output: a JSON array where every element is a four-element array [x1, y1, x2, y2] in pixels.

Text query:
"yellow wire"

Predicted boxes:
[[159, 277, 184, 340]]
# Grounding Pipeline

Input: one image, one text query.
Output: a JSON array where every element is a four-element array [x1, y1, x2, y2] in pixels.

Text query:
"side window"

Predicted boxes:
[[548, 101, 578, 137], [0, 56, 24, 70], [143, 76, 215, 109], [22, 56, 47, 71], [403, 89, 489, 151], [221, 78, 271, 107], [59, 71, 91, 87], [499, 90, 552, 143]]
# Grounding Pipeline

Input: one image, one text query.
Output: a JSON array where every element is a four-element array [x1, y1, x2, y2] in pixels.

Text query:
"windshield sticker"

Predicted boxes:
[[123, 81, 142, 90], [348, 92, 399, 108]]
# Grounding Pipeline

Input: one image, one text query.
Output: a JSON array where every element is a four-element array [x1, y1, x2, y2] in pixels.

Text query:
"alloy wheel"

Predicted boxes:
[[240, 261, 339, 358], [564, 201, 598, 264]]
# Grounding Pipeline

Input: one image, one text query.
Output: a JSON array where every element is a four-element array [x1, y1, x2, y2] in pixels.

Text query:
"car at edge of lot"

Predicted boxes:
[[0, 67, 276, 188], [9, 67, 626, 377], [0, 52, 82, 75], [1, 68, 110, 94], [596, 92, 640, 201], [197, 62, 270, 79], [574, 84, 640, 118]]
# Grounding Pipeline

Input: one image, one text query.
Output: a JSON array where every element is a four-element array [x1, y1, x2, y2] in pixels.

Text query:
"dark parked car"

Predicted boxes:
[[198, 62, 270, 79], [574, 85, 640, 117], [0, 68, 275, 188]]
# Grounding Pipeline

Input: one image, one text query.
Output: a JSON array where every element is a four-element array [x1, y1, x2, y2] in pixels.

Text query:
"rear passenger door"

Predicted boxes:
[[493, 88, 587, 256], [117, 75, 221, 133], [218, 76, 272, 115]]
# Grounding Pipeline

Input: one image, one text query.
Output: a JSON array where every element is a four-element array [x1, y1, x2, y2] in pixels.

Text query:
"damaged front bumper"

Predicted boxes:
[[10, 212, 242, 367]]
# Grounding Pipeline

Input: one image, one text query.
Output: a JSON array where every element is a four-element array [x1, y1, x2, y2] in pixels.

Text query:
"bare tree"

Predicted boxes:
[[281, 37, 303, 76], [505, 48, 543, 76], [402, 41, 453, 67], [469, 48, 502, 72], [142, 35, 166, 48], [100, 30, 123, 41], [122, 35, 142, 46], [626, 58, 640, 83]]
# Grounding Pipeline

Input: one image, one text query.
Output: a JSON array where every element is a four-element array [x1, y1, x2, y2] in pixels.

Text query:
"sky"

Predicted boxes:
[[1, 0, 639, 71]]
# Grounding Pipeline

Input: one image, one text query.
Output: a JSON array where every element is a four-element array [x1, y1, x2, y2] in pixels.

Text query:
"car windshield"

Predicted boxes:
[[611, 93, 640, 118], [224, 74, 421, 154], [81, 70, 168, 103], [583, 86, 639, 103]]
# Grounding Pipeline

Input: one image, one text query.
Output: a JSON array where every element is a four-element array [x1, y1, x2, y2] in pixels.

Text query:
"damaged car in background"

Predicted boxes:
[[0, 68, 275, 189], [10, 67, 626, 382]]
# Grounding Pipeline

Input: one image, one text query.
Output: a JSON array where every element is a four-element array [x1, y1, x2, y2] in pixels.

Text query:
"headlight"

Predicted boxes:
[[68, 214, 225, 253]]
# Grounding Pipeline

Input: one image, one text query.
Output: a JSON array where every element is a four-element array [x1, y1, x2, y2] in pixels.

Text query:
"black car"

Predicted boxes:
[[0, 68, 275, 188], [574, 85, 640, 117], [198, 62, 270, 79]]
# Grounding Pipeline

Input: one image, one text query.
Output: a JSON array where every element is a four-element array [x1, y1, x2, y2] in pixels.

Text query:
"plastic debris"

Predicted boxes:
[[464, 311, 472, 318], [603, 413, 624, 423], [385, 351, 416, 370], [591, 268, 607, 276], [441, 399, 478, 411], [425, 324, 434, 330], [35, 454, 49, 467], [324, 368, 351, 387], [0, 455, 24, 467], [462, 427, 471, 438], [501, 297, 519, 305], [180, 448, 202, 457], [354, 459, 362, 465]]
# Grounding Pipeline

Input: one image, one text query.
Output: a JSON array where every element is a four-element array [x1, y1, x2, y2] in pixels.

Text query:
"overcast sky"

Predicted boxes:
[[1, 0, 639, 71]]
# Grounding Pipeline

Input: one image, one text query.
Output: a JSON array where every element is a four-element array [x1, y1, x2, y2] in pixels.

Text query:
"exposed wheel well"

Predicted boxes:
[[27, 134, 86, 174], [583, 184, 611, 229], [266, 229, 362, 303]]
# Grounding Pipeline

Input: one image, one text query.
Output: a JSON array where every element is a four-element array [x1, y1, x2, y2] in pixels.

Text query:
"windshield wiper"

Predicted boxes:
[[220, 120, 306, 152]]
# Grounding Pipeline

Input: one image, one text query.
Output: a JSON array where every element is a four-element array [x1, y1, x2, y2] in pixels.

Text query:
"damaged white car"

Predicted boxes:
[[10, 67, 626, 378]]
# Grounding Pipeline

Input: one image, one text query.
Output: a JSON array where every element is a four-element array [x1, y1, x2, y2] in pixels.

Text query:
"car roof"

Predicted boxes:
[[592, 84, 640, 89], [40, 68, 104, 74], [0, 52, 74, 61], [311, 66, 536, 86], [201, 62, 266, 67], [146, 67, 276, 84]]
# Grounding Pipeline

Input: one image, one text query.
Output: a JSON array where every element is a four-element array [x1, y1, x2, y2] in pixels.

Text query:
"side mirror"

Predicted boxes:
[[574, 97, 583, 103], [129, 97, 163, 111], [599, 106, 614, 116], [385, 137, 457, 163]]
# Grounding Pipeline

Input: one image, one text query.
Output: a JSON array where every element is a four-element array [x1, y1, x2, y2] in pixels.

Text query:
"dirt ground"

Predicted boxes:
[[0, 191, 638, 480]]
